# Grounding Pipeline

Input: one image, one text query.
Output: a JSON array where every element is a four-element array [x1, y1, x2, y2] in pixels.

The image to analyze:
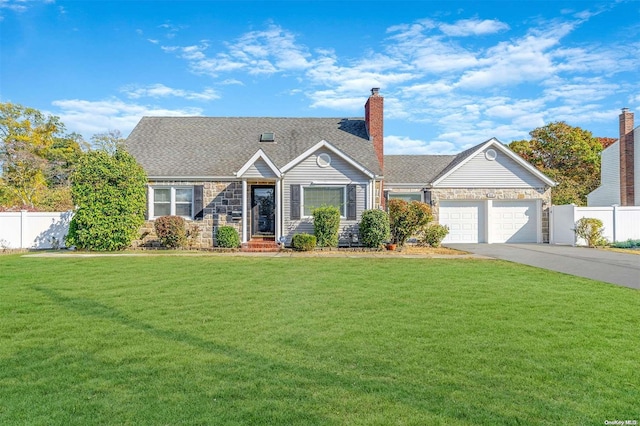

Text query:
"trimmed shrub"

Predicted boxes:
[[574, 217, 607, 247], [66, 149, 147, 251], [292, 233, 317, 251], [359, 209, 390, 248], [312, 206, 340, 247], [419, 223, 450, 248], [388, 199, 432, 247], [154, 215, 187, 248], [216, 226, 240, 248], [611, 239, 640, 249]]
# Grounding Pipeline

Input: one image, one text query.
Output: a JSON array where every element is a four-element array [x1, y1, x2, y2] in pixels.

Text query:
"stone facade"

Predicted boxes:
[[133, 180, 245, 249], [430, 187, 553, 242]]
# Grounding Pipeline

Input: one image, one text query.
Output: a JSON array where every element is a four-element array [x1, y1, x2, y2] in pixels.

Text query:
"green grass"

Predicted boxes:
[[1, 254, 638, 425]]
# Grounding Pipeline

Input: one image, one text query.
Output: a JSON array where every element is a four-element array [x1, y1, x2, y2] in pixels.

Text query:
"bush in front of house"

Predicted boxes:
[[292, 233, 317, 251], [216, 226, 240, 248], [418, 223, 450, 248], [359, 209, 390, 248], [574, 217, 607, 247], [154, 215, 187, 248], [312, 206, 340, 247], [388, 199, 432, 248], [65, 149, 147, 251]]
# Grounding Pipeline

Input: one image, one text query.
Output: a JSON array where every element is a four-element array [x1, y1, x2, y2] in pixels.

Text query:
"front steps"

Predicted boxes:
[[241, 238, 280, 252]]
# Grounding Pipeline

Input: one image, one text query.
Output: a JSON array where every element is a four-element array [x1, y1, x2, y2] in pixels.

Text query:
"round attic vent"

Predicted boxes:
[[317, 153, 332, 168], [485, 149, 497, 161]]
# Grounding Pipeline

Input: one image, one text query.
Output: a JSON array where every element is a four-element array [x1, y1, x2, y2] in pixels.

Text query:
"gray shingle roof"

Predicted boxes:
[[383, 155, 456, 184], [125, 116, 382, 177]]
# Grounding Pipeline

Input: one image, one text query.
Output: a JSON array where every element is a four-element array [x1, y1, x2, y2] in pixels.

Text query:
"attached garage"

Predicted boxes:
[[384, 139, 556, 244], [439, 201, 485, 243], [492, 200, 538, 243], [440, 200, 540, 244]]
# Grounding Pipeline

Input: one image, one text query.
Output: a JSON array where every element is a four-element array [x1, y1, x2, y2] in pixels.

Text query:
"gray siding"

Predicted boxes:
[[282, 148, 370, 244], [242, 158, 278, 179], [438, 148, 546, 188]]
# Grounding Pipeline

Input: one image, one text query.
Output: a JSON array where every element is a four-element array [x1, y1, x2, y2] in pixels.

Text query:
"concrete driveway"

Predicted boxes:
[[446, 244, 639, 290]]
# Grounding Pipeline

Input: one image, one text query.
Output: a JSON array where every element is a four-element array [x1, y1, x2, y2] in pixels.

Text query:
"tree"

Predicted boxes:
[[0, 102, 85, 209], [509, 122, 604, 206], [90, 130, 126, 154], [66, 149, 147, 251]]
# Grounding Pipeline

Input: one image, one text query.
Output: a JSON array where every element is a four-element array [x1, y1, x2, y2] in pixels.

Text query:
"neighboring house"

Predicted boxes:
[[588, 108, 639, 207], [126, 88, 555, 248]]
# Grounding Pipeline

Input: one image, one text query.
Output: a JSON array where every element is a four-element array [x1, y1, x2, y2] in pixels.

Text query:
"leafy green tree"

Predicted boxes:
[[509, 122, 604, 206], [0, 102, 85, 209], [66, 149, 147, 251]]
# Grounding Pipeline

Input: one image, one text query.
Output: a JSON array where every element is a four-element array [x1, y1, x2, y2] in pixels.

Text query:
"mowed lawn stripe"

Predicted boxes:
[[1, 255, 638, 425]]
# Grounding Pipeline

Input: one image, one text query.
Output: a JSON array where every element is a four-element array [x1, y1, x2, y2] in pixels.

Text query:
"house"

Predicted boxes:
[[126, 88, 555, 248], [588, 108, 639, 206]]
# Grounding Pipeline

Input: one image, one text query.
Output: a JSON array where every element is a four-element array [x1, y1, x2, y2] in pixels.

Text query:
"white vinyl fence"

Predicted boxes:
[[550, 205, 640, 246], [0, 211, 73, 249]]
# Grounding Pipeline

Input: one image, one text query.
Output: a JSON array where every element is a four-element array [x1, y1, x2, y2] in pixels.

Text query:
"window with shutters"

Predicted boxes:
[[151, 186, 194, 219], [302, 186, 346, 217]]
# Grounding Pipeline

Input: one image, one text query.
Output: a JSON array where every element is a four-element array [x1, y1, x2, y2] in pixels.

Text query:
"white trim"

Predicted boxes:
[[275, 179, 282, 241], [280, 139, 376, 178], [241, 180, 248, 243], [149, 186, 195, 219], [301, 185, 347, 218], [235, 149, 282, 178], [431, 138, 557, 187], [148, 176, 236, 181]]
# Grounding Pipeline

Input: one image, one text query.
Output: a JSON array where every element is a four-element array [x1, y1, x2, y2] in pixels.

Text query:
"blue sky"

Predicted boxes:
[[1, 0, 639, 154]]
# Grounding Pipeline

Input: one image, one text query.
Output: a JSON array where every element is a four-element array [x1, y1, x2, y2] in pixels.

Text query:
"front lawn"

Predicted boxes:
[[1, 255, 638, 425]]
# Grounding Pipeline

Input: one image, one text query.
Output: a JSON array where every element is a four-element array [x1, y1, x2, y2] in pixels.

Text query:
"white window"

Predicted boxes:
[[388, 192, 422, 203], [151, 187, 193, 218], [303, 186, 345, 217]]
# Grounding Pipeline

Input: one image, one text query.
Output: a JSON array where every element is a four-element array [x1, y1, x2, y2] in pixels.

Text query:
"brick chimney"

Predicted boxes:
[[619, 108, 635, 206], [365, 88, 384, 172]]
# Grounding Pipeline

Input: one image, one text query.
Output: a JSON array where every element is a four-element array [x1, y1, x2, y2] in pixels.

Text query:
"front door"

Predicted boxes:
[[251, 185, 275, 236]]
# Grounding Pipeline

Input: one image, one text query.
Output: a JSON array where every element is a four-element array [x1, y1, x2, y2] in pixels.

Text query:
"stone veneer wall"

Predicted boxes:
[[132, 181, 244, 249], [430, 187, 552, 242]]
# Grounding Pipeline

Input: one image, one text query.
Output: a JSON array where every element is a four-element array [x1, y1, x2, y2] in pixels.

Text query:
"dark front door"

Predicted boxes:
[[251, 185, 275, 236]]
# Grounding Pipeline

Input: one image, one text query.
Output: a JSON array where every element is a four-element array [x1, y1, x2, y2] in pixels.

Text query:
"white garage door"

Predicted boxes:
[[492, 201, 538, 243], [440, 201, 485, 243]]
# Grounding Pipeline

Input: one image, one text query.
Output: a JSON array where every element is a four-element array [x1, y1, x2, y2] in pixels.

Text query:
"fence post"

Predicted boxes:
[[20, 210, 27, 249], [571, 204, 577, 246], [611, 204, 618, 243]]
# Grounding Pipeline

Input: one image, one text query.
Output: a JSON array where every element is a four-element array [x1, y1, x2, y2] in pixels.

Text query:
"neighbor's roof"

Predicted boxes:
[[125, 116, 381, 177], [383, 155, 456, 184]]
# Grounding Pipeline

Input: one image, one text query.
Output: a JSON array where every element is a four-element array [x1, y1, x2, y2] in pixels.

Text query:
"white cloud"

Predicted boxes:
[[439, 18, 510, 36], [120, 83, 219, 101], [162, 24, 313, 78], [385, 135, 458, 154], [50, 98, 203, 138]]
